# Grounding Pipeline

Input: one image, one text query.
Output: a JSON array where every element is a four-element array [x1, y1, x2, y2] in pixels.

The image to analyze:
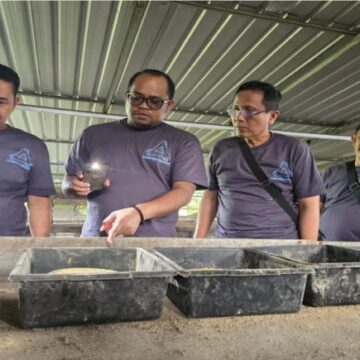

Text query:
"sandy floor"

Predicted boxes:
[[1, 279, 360, 360]]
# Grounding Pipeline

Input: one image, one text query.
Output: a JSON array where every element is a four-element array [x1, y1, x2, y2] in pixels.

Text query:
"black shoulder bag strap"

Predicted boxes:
[[238, 138, 298, 225], [346, 160, 360, 204]]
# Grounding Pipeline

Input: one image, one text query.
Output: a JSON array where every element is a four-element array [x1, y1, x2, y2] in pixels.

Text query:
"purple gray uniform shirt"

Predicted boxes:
[[0, 126, 55, 236], [320, 163, 360, 241], [65, 119, 207, 237], [208, 133, 323, 239]]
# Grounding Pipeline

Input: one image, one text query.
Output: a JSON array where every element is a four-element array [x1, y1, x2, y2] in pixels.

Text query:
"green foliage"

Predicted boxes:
[[179, 191, 203, 217]]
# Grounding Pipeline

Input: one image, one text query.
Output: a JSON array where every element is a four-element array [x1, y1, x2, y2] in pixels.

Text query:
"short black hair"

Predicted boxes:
[[235, 80, 282, 111], [0, 64, 20, 96], [127, 69, 175, 100]]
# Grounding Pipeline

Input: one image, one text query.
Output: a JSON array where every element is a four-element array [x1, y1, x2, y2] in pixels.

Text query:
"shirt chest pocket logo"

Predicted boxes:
[[143, 140, 171, 166], [6, 148, 33, 171], [270, 161, 293, 184]]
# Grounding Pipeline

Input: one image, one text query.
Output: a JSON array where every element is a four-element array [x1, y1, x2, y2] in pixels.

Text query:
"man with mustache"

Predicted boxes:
[[194, 80, 322, 240], [63, 69, 207, 244]]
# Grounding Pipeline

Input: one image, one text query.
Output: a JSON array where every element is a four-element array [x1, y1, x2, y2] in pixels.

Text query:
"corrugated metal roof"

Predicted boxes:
[[1, 0, 360, 181]]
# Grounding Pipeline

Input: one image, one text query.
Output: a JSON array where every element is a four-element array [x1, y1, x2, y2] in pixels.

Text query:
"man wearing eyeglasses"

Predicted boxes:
[[194, 80, 322, 240], [63, 69, 207, 244]]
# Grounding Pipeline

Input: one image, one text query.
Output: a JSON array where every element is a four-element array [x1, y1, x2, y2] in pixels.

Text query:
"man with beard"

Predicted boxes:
[[63, 69, 207, 244]]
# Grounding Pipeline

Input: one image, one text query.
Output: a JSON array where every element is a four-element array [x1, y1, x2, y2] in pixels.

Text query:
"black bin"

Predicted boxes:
[[152, 247, 310, 318], [253, 245, 360, 307], [343, 244, 360, 251], [9, 247, 175, 328]]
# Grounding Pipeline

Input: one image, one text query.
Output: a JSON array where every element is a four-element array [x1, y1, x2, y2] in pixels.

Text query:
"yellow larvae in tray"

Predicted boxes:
[[48, 268, 118, 275]]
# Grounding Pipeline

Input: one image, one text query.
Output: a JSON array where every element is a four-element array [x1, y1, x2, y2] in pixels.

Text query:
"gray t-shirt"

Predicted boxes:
[[208, 133, 323, 239], [320, 163, 360, 241], [65, 119, 207, 237], [0, 126, 55, 236]]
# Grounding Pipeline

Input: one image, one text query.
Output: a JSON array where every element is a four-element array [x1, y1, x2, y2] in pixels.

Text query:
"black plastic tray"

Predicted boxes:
[[9, 247, 175, 328], [152, 247, 310, 318], [253, 244, 360, 307], [342, 244, 360, 251]]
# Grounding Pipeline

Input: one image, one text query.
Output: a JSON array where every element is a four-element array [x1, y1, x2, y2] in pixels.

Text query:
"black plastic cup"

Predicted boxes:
[[83, 162, 111, 192]]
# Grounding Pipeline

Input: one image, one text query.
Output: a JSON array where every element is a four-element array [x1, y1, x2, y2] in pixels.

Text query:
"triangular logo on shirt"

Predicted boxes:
[[6, 148, 33, 171], [143, 140, 171, 166], [270, 161, 292, 183]]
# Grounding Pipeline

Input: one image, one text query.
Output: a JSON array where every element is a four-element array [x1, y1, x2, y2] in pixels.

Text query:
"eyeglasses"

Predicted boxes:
[[227, 107, 268, 119], [126, 92, 171, 110]]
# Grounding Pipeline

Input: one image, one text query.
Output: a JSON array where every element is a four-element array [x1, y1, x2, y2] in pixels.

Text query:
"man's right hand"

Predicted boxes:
[[69, 170, 91, 197], [101, 207, 142, 246], [66, 170, 111, 197]]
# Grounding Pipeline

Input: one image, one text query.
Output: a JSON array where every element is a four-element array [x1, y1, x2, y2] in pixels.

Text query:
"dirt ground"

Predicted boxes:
[[1, 278, 360, 360]]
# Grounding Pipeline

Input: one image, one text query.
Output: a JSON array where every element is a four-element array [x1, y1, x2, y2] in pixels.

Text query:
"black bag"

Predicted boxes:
[[346, 160, 360, 204], [238, 138, 324, 240]]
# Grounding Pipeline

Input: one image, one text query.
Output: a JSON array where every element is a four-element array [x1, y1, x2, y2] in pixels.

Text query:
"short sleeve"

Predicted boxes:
[[207, 147, 219, 190], [65, 131, 89, 176], [28, 141, 55, 196], [320, 168, 331, 203], [292, 141, 324, 199], [171, 134, 207, 190]]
